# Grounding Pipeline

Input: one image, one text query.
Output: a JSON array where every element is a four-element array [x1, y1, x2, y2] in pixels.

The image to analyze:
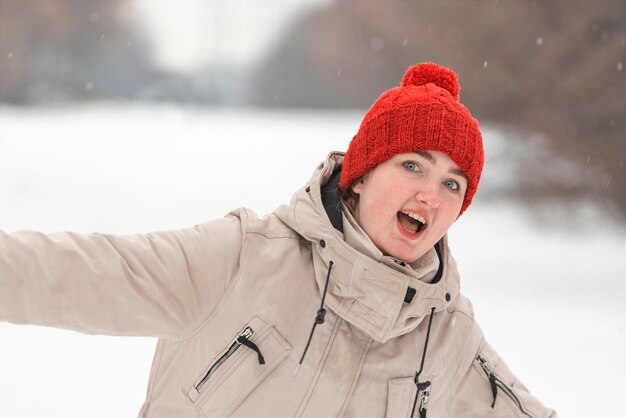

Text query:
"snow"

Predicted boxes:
[[0, 104, 624, 417]]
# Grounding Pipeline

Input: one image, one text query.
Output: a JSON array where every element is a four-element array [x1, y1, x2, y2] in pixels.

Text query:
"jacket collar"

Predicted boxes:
[[340, 200, 441, 283], [274, 152, 460, 343]]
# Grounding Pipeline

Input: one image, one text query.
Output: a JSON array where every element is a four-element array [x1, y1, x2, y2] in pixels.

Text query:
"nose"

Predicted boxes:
[[415, 180, 440, 209]]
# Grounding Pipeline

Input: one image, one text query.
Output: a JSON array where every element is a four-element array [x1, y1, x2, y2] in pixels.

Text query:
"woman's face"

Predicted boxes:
[[351, 150, 467, 263]]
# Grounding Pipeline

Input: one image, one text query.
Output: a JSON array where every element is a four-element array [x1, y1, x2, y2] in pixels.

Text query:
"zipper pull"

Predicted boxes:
[[418, 390, 429, 418], [239, 326, 253, 340], [237, 329, 265, 365], [476, 355, 533, 417], [476, 355, 490, 373], [477, 355, 498, 408], [195, 326, 256, 393], [488, 372, 498, 408]]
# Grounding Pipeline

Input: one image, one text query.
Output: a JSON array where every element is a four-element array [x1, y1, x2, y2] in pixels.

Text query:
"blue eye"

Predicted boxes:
[[443, 179, 459, 191], [404, 161, 420, 172]]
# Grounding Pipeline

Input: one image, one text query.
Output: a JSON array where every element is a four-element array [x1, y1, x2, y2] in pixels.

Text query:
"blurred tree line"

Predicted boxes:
[[252, 0, 625, 219], [0, 0, 153, 103], [0, 0, 624, 219]]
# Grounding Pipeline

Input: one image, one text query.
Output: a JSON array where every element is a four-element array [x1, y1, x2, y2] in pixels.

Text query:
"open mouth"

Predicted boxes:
[[397, 211, 427, 235]]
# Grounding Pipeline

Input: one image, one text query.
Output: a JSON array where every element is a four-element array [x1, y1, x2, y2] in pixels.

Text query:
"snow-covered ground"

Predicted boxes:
[[0, 104, 624, 417]]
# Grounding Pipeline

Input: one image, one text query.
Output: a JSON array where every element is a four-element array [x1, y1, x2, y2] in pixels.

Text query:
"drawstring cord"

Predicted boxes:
[[292, 255, 437, 417], [293, 260, 334, 376], [410, 306, 436, 418]]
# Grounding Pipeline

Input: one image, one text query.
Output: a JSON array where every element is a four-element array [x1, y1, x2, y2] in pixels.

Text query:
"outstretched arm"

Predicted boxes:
[[0, 215, 242, 340]]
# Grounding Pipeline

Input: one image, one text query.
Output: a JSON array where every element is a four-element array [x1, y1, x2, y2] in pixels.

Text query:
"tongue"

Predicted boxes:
[[397, 212, 418, 233]]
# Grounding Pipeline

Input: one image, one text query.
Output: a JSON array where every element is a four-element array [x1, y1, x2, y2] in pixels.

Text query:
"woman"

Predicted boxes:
[[0, 63, 555, 417]]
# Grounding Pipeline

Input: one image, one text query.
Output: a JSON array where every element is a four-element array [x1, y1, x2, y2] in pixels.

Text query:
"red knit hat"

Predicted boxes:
[[339, 62, 484, 215]]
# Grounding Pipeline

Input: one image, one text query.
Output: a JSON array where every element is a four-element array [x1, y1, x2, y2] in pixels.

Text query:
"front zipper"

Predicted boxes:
[[196, 326, 256, 393], [418, 390, 429, 418], [476, 355, 533, 418]]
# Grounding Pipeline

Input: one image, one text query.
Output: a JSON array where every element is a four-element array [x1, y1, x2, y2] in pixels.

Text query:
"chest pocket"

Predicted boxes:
[[186, 315, 292, 418], [386, 375, 435, 418]]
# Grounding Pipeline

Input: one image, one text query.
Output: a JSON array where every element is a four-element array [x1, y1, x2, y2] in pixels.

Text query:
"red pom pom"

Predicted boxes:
[[401, 62, 460, 101]]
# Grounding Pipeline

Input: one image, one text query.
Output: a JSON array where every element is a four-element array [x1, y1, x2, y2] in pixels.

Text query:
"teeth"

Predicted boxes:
[[402, 211, 426, 224]]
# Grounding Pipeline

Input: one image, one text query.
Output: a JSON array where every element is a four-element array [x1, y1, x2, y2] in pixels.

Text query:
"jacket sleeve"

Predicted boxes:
[[448, 319, 557, 418], [0, 215, 242, 340]]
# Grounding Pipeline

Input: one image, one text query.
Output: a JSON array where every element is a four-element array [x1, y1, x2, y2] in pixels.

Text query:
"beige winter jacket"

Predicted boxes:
[[0, 153, 555, 417]]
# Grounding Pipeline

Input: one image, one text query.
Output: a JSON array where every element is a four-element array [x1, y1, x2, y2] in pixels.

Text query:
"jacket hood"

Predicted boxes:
[[274, 152, 461, 343]]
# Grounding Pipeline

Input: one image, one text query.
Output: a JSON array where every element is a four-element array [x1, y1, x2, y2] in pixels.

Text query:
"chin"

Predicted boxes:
[[401, 253, 423, 264], [384, 244, 424, 264]]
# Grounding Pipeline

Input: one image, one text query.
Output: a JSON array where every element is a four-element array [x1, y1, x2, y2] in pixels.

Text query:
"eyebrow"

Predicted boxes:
[[413, 151, 467, 179]]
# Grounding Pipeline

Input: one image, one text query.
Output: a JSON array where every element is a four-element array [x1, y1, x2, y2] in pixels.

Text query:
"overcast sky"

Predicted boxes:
[[131, 0, 328, 72]]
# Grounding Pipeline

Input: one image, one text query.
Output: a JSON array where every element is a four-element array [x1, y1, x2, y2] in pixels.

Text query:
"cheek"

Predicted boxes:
[[439, 195, 463, 224], [371, 188, 401, 216], [359, 189, 396, 227], [360, 199, 386, 228]]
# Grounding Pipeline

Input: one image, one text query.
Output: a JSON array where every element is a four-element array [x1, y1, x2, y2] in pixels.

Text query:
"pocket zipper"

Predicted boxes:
[[476, 355, 533, 418], [196, 326, 265, 393]]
